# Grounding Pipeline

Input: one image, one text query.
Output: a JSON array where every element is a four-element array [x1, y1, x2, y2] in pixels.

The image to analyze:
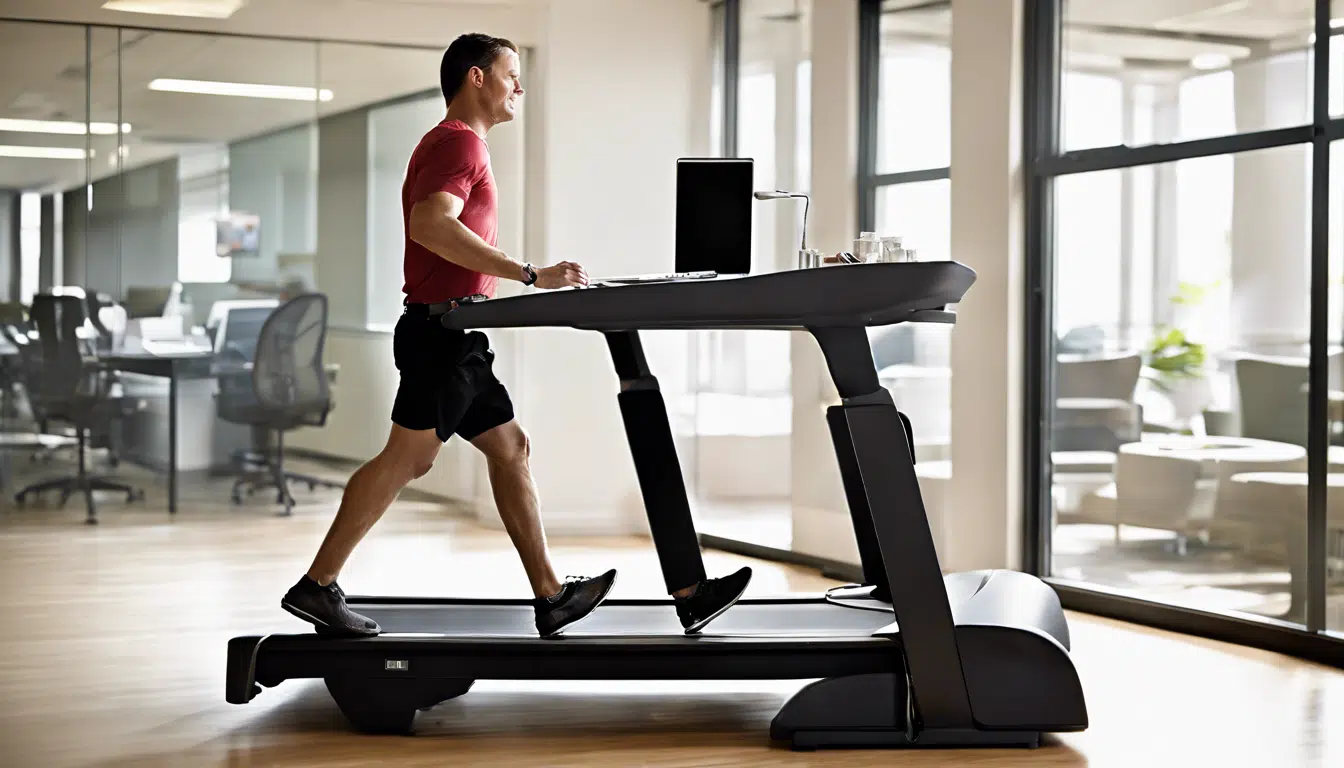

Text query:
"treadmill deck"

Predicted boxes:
[[342, 596, 894, 643]]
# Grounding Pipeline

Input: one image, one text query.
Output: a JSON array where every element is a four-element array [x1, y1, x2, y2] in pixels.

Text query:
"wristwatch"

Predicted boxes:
[[521, 263, 538, 286]]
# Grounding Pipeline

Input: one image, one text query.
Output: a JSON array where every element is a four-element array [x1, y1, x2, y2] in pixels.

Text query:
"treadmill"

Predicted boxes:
[[225, 261, 1088, 749]]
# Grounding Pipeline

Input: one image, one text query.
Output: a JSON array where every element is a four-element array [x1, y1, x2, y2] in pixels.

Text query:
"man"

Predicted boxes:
[[280, 33, 752, 639]]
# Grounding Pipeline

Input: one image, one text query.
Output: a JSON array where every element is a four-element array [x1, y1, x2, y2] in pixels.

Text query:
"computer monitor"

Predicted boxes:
[[675, 158, 753, 275]]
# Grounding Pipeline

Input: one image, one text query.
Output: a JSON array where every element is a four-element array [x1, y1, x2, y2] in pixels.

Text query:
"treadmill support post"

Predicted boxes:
[[602, 330, 708, 594], [807, 325, 975, 733]]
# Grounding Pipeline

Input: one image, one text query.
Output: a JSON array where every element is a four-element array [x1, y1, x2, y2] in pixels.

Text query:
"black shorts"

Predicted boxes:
[[390, 309, 514, 443]]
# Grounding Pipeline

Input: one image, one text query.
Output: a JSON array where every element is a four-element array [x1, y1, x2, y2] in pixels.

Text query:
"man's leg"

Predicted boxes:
[[279, 423, 442, 636], [468, 421, 560, 599], [465, 416, 616, 637]]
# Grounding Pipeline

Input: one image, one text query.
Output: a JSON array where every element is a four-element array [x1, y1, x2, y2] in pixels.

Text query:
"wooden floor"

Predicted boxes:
[[1, 483, 1342, 767]]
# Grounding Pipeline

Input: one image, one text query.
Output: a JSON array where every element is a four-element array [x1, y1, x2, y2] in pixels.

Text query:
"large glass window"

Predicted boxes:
[[1029, 0, 1344, 655], [1060, 1, 1313, 153], [861, 0, 952, 474], [0, 18, 446, 524], [686, 0, 811, 551]]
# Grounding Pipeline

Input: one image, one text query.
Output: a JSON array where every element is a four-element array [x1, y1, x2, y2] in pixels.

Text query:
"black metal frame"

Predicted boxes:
[[856, 0, 952, 233], [1022, 0, 1344, 664]]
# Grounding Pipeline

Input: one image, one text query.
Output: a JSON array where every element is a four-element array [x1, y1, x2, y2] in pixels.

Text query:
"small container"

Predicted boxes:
[[798, 248, 823, 269], [880, 236, 906, 263], [854, 231, 881, 262]]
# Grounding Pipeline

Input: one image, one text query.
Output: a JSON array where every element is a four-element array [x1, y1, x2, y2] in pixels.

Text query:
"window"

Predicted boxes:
[[19, 193, 40, 304], [1027, 0, 1344, 655], [859, 0, 953, 463], [177, 147, 232, 284]]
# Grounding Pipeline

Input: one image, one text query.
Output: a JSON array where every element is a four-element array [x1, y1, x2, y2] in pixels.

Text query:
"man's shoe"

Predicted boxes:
[[674, 566, 752, 634], [535, 569, 618, 637], [281, 575, 380, 637]]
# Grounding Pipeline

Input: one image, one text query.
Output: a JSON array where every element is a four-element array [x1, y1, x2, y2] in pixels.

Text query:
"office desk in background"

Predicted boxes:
[[102, 350, 339, 516], [102, 349, 214, 516]]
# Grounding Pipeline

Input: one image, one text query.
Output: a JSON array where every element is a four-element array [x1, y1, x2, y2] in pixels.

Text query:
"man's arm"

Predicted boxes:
[[409, 192, 530, 282]]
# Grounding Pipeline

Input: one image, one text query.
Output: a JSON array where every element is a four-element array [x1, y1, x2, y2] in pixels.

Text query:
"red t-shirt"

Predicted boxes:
[[401, 119, 499, 303]]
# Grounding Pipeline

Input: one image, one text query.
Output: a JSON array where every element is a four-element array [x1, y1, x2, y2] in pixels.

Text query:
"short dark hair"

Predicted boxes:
[[440, 32, 518, 103]]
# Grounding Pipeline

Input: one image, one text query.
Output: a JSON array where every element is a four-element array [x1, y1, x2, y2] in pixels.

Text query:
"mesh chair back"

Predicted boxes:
[[252, 293, 330, 425], [28, 293, 88, 402]]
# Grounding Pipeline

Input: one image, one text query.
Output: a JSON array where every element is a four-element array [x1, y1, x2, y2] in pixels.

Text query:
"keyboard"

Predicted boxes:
[[592, 270, 717, 285]]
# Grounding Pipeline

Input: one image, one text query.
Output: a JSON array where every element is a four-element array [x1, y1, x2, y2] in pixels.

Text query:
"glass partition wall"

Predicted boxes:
[[1025, 0, 1344, 663], [0, 17, 442, 524]]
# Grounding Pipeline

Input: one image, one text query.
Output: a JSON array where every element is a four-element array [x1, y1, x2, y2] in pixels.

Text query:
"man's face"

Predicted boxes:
[[480, 50, 523, 123]]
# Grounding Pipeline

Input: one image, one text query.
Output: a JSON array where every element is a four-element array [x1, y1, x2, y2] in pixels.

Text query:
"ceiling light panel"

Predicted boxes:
[[148, 78, 334, 102], [0, 145, 92, 160], [0, 119, 131, 135], [101, 0, 246, 19]]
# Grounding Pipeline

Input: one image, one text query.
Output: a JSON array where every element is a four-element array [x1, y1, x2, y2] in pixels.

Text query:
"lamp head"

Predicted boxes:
[[754, 190, 791, 200]]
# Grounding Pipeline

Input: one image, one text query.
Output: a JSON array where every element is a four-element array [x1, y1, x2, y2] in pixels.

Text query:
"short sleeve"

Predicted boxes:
[[409, 131, 488, 204]]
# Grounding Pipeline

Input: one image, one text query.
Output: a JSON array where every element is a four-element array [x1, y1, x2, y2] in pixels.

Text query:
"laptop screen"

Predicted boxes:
[[675, 158, 753, 275]]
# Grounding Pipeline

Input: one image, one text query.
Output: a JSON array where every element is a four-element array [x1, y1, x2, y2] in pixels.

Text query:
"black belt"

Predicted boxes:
[[403, 294, 488, 317]]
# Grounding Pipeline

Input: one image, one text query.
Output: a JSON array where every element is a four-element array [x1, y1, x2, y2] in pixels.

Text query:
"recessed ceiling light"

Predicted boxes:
[[148, 78, 334, 102], [0, 145, 92, 160], [0, 118, 131, 135], [101, 0, 246, 19]]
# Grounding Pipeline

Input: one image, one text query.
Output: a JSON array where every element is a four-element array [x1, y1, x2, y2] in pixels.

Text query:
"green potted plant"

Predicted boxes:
[[1142, 325, 1206, 393]]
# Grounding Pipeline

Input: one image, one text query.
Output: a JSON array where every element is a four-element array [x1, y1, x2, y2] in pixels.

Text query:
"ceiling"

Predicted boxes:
[[0, 12, 452, 192], [4, 0, 1339, 191], [0, 0, 535, 47]]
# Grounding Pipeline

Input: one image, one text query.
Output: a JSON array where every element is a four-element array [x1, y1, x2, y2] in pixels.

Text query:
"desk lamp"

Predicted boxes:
[[754, 189, 810, 252]]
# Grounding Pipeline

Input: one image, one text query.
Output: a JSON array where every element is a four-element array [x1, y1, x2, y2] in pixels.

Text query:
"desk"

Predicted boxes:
[[101, 351, 341, 516], [102, 350, 215, 515]]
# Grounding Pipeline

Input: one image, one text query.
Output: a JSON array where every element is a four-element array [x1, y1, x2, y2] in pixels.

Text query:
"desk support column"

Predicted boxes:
[[602, 330, 707, 594], [168, 366, 177, 515], [808, 325, 973, 733]]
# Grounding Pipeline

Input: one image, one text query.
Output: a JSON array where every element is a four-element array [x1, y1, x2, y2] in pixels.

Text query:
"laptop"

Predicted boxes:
[[595, 157, 754, 285]]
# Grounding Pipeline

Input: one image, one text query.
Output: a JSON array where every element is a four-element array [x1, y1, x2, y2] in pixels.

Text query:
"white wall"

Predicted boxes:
[[944, 0, 1026, 573], [482, 0, 713, 534], [292, 0, 715, 538]]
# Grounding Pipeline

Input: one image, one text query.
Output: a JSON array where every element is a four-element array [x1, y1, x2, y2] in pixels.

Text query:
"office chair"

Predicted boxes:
[[13, 294, 145, 524], [216, 293, 342, 516]]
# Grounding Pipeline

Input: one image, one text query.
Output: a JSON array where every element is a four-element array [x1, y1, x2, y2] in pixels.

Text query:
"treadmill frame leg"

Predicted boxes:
[[808, 326, 976, 734], [602, 330, 708, 593]]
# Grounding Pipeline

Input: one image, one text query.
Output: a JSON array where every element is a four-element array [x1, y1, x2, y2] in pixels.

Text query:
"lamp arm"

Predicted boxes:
[[796, 193, 809, 251]]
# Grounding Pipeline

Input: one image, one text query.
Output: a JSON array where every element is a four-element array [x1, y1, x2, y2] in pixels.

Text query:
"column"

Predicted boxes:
[[944, 0, 1026, 572], [1229, 52, 1310, 353]]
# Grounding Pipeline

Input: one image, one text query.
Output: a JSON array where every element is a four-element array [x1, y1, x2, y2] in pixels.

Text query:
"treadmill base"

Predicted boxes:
[[324, 676, 475, 735], [787, 728, 1041, 750], [769, 672, 1044, 751]]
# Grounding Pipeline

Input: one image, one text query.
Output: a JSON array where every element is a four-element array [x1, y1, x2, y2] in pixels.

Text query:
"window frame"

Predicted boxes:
[[856, 0, 952, 234], [1023, 0, 1344, 669]]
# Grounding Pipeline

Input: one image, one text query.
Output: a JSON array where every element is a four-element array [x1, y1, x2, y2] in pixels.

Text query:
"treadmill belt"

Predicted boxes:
[[347, 598, 894, 643]]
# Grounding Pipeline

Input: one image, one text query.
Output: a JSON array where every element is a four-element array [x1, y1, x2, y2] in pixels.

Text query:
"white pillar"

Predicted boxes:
[[944, 0, 1026, 572], [1229, 53, 1310, 353], [790, 0, 860, 563]]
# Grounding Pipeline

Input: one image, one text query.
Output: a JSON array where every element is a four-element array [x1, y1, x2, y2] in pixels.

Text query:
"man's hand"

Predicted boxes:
[[534, 261, 589, 289]]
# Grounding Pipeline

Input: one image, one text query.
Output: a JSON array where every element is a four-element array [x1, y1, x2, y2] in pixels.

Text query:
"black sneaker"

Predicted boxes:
[[535, 569, 618, 637], [675, 566, 752, 634], [281, 575, 380, 637]]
